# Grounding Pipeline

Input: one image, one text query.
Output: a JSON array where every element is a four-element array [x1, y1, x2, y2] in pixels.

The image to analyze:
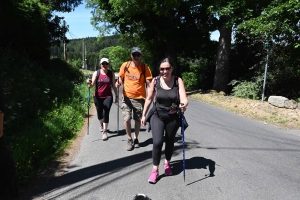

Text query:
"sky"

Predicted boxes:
[[56, 2, 220, 41], [55, 2, 99, 39]]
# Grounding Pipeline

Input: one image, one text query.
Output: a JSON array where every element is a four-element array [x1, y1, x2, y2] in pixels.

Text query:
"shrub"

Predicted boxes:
[[182, 72, 198, 91], [230, 76, 263, 100]]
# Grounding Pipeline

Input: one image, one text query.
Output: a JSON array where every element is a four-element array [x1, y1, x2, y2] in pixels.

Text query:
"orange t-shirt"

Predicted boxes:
[[119, 61, 152, 99]]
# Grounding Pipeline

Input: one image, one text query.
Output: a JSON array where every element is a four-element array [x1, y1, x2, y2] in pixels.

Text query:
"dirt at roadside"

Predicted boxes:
[[189, 92, 300, 130]]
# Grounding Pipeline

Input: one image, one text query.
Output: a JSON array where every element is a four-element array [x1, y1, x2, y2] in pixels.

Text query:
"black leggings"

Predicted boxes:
[[150, 113, 180, 166], [94, 96, 113, 123]]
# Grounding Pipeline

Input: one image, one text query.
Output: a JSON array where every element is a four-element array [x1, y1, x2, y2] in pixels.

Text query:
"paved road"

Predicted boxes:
[[24, 98, 300, 200]]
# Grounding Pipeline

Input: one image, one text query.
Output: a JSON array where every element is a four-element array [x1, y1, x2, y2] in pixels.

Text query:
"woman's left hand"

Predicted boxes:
[[179, 103, 187, 113]]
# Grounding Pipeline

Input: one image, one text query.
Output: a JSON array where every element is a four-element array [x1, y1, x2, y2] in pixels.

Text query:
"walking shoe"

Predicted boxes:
[[102, 130, 108, 141], [126, 139, 134, 151], [133, 138, 140, 148], [148, 169, 158, 184], [99, 124, 103, 132], [164, 163, 172, 175]]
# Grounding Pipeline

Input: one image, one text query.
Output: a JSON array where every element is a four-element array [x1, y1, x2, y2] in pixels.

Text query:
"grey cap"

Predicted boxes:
[[131, 47, 142, 54]]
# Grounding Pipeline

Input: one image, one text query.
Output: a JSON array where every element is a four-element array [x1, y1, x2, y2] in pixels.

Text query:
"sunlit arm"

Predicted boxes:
[[141, 79, 155, 126], [178, 77, 188, 112]]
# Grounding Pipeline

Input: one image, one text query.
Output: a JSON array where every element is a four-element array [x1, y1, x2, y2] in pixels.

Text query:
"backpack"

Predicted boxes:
[[122, 61, 146, 84]]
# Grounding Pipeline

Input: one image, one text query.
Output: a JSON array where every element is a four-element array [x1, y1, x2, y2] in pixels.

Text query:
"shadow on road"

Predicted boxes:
[[22, 134, 206, 199]]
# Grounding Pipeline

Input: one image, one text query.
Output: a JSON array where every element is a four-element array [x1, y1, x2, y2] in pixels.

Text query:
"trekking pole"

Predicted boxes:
[[181, 106, 186, 182], [87, 86, 91, 135], [117, 78, 119, 134]]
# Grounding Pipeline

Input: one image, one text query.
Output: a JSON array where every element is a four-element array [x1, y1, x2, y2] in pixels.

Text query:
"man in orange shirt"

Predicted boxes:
[[116, 47, 152, 151]]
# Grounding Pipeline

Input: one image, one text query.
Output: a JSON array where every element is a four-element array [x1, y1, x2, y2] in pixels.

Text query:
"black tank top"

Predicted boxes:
[[156, 77, 178, 107]]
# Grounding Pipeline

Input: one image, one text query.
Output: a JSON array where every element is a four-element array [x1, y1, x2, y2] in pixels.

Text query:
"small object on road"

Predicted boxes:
[[133, 193, 151, 200]]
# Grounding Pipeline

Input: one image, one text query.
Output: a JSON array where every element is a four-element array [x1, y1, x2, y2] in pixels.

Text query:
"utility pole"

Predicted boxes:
[[82, 39, 85, 69], [63, 42, 66, 60], [85, 44, 87, 69], [261, 39, 273, 101], [63, 21, 67, 60]]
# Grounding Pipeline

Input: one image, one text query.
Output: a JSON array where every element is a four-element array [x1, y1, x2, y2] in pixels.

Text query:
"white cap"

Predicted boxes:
[[100, 58, 109, 64]]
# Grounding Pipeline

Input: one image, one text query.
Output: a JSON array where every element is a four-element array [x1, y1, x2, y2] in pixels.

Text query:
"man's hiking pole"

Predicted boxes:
[[87, 86, 91, 135], [117, 78, 119, 134], [181, 109, 186, 182]]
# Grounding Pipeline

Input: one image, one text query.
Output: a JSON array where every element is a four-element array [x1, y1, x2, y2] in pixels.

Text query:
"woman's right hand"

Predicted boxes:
[[86, 79, 92, 84]]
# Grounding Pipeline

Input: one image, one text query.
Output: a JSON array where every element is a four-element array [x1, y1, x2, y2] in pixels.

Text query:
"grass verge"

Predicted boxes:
[[189, 92, 300, 130]]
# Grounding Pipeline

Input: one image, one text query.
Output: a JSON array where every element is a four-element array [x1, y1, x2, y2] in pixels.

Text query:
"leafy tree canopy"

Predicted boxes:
[[99, 46, 129, 72], [239, 0, 300, 48]]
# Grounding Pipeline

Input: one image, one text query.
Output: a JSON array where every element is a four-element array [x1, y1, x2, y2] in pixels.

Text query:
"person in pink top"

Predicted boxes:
[[87, 58, 118, 140]]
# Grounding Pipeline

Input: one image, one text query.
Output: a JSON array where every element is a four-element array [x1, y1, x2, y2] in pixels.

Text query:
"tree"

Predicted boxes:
[[0, 0, 82, 61], [86, 0, 212, 74], [239, 0, 300, 48], [207, 0, 272, 93], [99, 46, 129, 72]]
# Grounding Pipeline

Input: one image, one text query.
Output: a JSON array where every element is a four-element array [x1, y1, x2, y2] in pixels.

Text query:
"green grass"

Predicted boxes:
[[8, 83, 88, 184], [1, 54, 90, 184]]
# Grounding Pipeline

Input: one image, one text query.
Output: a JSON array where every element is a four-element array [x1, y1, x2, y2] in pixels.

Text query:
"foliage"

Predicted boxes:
[[86, 0, 212, 73], [0, 0, 50, 61], [229, 77, 263, 100], [229, 32, 300, 100], [239, 0, 300, 48], [0, 49, 86, 183], [100, 46, 130, 72], [67, 58, 82, 69], [50, 36, 124, 70], [262, 43, 300, 99], [179, 57, 216, 91], [10, 85, 86, 184], [0, 0, 83, 62], [182, 72, 198, 91]]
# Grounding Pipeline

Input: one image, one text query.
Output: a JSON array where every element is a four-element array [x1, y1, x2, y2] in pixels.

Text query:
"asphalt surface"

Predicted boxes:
[[24, 98, 300, 200]]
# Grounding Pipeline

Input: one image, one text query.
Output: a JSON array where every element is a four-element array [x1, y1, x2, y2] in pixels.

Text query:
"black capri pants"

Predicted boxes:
[[93, 96, 113, 123], [150, 113, 180, 166]]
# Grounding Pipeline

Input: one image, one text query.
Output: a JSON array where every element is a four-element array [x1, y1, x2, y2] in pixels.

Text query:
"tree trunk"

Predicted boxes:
[[166, 40, 178, 75], [213, 16, 232, 93]]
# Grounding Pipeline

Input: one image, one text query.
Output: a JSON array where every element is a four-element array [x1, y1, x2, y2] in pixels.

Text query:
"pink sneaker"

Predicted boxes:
[[148, 169, 158, 184], [164, 163, 172, 175]]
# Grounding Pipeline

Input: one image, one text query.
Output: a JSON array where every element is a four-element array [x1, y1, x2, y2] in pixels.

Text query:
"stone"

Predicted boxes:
[[284, 100, 298, 109], [268, 96, 288, 108], [219, 91, 226, 96]]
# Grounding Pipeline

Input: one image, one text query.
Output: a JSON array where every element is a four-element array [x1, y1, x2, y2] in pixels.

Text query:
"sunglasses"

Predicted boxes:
[[160, 67, 171, 71], [132, 53, 141, 57], [101, 62, 109, 65]]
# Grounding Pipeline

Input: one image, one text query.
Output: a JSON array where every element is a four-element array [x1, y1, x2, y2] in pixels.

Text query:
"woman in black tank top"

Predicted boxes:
[[141, 57, 188, 184]]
